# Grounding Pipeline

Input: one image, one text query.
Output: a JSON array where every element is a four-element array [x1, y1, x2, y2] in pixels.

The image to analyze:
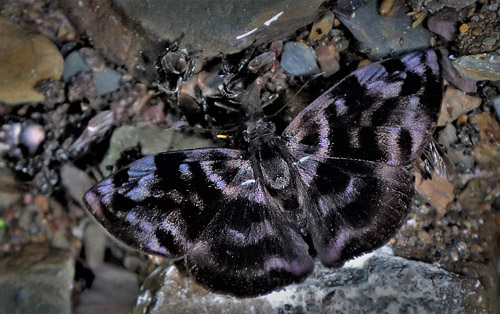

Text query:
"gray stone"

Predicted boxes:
[[83, 223, 107, 270], [99, 123, 216, 176], [62, 51, 91, 82], [62, 0, 325, 82], [63, 51, 121, 94], [453, 53, 500, 81], [0, 244, 74, 314], [281, 42, 320, 76], [335, 0, 431, 60], [423, 0, 477, 13], [60, 163, 95, 207], [94, 67, 121, 95], [131, 248, 487, 313], [74, 264, 139, 314]]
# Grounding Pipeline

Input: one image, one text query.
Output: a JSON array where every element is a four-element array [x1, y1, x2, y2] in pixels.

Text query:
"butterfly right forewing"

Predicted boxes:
[[283, 50, 443, 267]]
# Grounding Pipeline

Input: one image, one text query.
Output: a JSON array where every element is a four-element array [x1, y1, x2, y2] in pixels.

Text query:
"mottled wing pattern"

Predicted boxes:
[[283, 50, 442, 266], [83, 148, 313, 296]]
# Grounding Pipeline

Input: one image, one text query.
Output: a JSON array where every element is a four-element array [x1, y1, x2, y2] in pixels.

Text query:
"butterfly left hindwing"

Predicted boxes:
[[84, 148, 314, 296]]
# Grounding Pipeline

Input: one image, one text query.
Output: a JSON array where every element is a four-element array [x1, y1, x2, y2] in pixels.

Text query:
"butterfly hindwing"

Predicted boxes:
[[283, 50, 442, 267], [83, 148, 313, 296]]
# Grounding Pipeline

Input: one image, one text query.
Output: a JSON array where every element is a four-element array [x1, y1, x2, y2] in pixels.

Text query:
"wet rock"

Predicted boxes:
[[19, 124, 46, 155], [427, 8, 458, 42], [315, 42, 341, 77], [131, 249, 488, 313], [67, 72, 98, 104], [453, 53, 500, 81], [74, 264, 139, 314], [437, 87, 482, 127], [99, 124, 216, 176], [62, 0, 324, 82], [0, 16, 63, 105], [281, 42, 320, 76], [458, 178, 499, 211], [1, 122, 46, 157], [0, 244, 74, 314], [335, 0, 431, 60]]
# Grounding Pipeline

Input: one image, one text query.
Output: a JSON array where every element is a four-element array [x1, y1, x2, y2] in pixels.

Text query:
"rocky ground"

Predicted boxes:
[[0, 0, 499, 313]]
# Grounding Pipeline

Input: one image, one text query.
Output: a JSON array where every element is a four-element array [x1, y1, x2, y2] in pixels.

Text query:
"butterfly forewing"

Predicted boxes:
[[283, 50, 442, 267]]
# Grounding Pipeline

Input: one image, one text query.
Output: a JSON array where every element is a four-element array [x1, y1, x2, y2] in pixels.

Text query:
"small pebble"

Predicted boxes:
[[309, 10, 335, 41], [379, 0, 396, 16], [315, 43, 340, 77], [280, 42, 320, 76], [62, 51, 91, 82], [427, 8, 458, 41], [19, 124, 45, 154], [453, 53, 500, 81], [94, 67, 122, 96]]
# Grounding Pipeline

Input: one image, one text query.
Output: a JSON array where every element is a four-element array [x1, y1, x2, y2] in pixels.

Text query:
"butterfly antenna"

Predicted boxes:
[[266, 72, 325, 119]]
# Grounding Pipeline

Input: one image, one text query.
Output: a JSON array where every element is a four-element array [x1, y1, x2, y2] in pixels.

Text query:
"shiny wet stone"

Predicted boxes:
[[62, 0, 324, 81]]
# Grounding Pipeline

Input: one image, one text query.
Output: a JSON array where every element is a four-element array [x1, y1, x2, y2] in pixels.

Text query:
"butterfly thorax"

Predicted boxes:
[[246, 121, 305, 227], [244, 119, 276, 142]]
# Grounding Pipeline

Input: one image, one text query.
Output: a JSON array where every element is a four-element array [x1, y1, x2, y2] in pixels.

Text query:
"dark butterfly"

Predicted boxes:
[[83, 50, 442, 297]]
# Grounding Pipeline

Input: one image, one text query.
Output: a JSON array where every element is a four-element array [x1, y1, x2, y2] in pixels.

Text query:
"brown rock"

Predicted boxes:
[[309, 10, 335, 41], [315, 43, 340, 77], [0, 16, 64, 105], [414, 166, 455, 215], [437, 87, 482, 126]]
